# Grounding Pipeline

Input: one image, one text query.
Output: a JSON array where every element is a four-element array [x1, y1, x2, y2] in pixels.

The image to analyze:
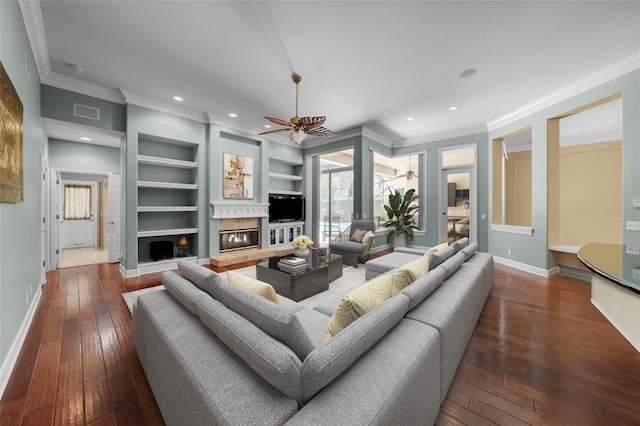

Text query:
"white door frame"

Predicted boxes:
[[439, 144, 478, 243], [60, 179, 98, 248], [108, 173, 121, 263]]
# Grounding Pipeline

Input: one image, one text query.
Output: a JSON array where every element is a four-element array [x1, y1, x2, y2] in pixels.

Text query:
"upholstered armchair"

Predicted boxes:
[[329, 219, 376, 267]]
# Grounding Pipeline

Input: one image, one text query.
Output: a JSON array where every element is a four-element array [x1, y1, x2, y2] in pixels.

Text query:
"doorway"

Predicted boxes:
[[440, 145, 477, 243], [317, 149, 354, 245]]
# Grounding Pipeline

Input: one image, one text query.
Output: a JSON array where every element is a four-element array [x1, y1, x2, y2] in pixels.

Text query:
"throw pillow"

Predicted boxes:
[[423, 241, 449, 257], [324, 274, 394, 340], [350, 228, 368, 243], [390, 265, 418, 296], [361, 230, 375, 245], [227, 271, 280, 304], [398, 256, 430, 282]]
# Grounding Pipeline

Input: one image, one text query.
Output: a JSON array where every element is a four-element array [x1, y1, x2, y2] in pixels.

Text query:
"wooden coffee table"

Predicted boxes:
[[256, 252, 343, 301]]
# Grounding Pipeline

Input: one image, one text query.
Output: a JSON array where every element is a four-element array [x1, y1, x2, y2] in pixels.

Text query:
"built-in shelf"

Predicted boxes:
[[137, 206, 198, 212], [138, 181, 198, 190], [138, 154, 198, 169], [268, 172, 303, 181], [137, 227, 198, 238]]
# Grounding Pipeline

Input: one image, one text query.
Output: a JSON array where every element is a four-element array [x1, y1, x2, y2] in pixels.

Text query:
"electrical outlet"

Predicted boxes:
[[633, 268, 640, 280], [626, 221, 640, 231], [507, 249, 512, 256], [633, 197, 640, 208], [481, 214, 486, 220], [626, 245, 640, 255]]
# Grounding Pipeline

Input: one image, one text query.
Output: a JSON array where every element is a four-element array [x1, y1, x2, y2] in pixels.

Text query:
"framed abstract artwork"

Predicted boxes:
[[223, 153, 254, 199], [0, 61, 24, 203]]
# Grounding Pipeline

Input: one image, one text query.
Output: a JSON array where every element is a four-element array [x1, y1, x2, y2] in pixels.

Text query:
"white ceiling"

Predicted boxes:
[[24, 1, 640, 146]]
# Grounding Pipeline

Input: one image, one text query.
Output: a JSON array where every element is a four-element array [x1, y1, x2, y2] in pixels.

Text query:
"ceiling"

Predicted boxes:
[[25, 1, 640, 147]]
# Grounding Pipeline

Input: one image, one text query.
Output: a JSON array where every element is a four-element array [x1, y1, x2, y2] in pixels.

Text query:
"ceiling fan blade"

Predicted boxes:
[[264, 116, 294, 127], [299, 116, 326, 126], [258, 128, 291, 135], [305, 126, 336, 138]]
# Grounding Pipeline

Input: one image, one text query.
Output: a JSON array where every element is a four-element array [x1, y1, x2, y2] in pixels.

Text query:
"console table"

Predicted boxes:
[[577, 243, 640, 352]]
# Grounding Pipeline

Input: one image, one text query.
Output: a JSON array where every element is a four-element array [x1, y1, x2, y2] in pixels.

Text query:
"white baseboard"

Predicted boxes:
[[494, 256, 555, 277], [0, 284, 43, 399]]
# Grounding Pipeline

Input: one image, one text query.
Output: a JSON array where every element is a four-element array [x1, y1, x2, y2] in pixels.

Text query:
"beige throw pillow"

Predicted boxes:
[[350, 228, 368, 243], [424, 242, 449, 257], [227, 271, 280, 304], [324, 274, 394, 340], [397, 256, 430, 282]]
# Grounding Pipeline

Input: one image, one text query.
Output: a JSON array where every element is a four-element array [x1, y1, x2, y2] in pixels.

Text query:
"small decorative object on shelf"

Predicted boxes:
[[292, 234, 313, 259], [177, 235, 189, 257]]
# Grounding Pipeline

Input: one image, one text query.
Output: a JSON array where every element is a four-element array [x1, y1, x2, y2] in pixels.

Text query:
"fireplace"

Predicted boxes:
[[219, 228, 259, 252]]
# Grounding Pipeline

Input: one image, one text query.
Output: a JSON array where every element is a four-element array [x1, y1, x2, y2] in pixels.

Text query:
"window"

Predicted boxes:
[[64, 184, 92, 220], [372, 152, 424, 230]]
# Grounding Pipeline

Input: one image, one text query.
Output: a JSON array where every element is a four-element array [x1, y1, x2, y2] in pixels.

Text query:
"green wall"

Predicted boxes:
[[41, 85, 126, 132], [488, 70, 640, 272], [48, 139, 120, 173], [0, 0, 48, 369]]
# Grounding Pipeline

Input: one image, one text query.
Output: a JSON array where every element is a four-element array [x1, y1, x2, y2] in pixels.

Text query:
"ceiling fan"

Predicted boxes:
[[259, 74, 336, 144], [397, 155, 419, 180]]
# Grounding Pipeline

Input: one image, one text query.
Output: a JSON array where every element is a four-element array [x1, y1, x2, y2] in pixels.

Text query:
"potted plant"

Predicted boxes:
[[383, 188, 420, 247]]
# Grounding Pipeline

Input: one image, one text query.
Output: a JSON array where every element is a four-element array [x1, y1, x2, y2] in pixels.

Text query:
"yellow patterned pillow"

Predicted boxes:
[[227, 271, 280, 304], [424, 242, 449, 257], [324, 274, 394, 340], [399, 256, 430, 282]]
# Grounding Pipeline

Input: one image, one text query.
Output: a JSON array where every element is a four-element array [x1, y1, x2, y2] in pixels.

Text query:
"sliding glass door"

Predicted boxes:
[[318, 150, 353, 245]]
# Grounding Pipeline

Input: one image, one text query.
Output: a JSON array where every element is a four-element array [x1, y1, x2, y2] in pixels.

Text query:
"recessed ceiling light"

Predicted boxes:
[[459, 68, 477, 78], [264, 124, 272, 129], [229, 113, 238, 118], [68, 64, 83, 73], [79, 136, 92, 141], [405, 117, 414, 122], [448, 106, 459, 111], [173, 96, 184, 102]]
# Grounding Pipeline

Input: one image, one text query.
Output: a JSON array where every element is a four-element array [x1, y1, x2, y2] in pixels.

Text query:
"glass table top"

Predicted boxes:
[[577, 243, 640, 294]]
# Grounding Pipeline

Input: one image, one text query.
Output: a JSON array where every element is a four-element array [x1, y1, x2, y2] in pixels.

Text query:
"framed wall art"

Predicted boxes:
[[0, 61, 24, 203], [223, 153, 254, 199]]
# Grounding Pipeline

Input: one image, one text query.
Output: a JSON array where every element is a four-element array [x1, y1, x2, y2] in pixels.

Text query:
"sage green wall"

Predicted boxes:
[[124, 105, 207, 271], [41, 85, 126, 132], [0, 0, 48, 368], [488, 70, 640, 271], [48, 139, 120, 173]]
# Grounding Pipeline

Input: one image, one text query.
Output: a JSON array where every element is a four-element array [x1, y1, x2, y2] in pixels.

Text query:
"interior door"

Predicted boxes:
[[108, 173, 121, 263], [40, 156, 47, 284], [441, 168, 473, 242]]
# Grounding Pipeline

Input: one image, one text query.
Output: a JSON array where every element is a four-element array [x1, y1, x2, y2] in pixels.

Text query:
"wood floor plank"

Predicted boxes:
[[54, 357, 84, 426]]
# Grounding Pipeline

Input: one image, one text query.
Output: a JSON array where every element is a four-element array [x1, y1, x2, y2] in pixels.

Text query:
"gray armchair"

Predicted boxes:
[[329, 219, 376, 267]]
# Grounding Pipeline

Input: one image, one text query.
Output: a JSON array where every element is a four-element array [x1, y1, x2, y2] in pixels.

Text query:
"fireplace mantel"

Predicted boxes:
[[211, 202, 269, 219]]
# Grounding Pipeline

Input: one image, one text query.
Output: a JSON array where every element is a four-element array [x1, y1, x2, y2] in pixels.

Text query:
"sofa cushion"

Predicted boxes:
[[439, 252, 467, 279], [301, 294, 411, 404], [401, 266, 447, 311], [350, 228, 367, 242], [424, 242, 449, 257], [161, 271, 206, 315], [428, 245, 456, 269], [330, 240, 365, 254], [195, 295, 304, 402], [365, 252, 422, 276], [451, 237, 470, 253], [324, 274, 394, 340], [211, 272, 316, 361], [178, 260, 217, 299], [461, 242, 479, 260], [227, 271, 280, 304]]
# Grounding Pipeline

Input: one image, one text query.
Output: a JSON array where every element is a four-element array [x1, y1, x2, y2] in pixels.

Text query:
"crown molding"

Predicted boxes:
[[45, 73, 125, 104], [122, 90, 208, 123], [18, 0, 49, 79], [487, 52, 640, 132], [395, 124, 488, 148]]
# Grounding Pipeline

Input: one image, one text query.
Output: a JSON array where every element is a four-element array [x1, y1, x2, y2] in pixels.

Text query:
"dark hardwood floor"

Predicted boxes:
[[1, 261, 639, 425]]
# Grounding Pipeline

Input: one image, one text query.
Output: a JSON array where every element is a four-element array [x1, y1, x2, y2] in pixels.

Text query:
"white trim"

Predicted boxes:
[[591, 298, 640, 353], [487, 52, 640, 131], [122, 90, 208, 123], [0, 285, 43, 399], [494, 256, 553, 277], [396, 124, 488, 147], [491, 224, 534, 236], [18, 0, 49, 80], [210, 202, 270, 219], [549, 245, 581, 254]]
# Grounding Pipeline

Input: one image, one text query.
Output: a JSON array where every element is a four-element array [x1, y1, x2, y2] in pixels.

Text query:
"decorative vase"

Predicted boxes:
[[392, 233, 407, 248], [293, 248, 309, 259]]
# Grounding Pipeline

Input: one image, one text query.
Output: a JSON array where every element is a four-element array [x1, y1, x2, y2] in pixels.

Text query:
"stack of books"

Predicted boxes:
[[278, 257, 308, 275]]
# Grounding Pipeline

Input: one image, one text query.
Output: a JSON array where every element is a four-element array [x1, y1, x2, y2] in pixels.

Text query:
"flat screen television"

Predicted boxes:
[[269, 194, 305, 222]]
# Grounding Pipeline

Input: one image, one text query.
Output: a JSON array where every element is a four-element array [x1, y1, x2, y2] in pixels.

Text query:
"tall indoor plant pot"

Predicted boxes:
[[384, 188, 420, 247]]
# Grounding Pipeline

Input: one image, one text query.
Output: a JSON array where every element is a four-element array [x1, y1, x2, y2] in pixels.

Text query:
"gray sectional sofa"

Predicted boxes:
[[132, 238, 493, 425]]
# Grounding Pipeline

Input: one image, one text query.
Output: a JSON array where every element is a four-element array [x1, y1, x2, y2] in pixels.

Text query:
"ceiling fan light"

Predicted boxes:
[[290, 130, 306, 144]]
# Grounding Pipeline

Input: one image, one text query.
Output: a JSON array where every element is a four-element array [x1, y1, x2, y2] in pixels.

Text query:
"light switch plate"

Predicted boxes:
[[634, 268, 640, 280], [626, 221, 640, 231], [634, 197, 640, 208], [627, 245, 640, 255]]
